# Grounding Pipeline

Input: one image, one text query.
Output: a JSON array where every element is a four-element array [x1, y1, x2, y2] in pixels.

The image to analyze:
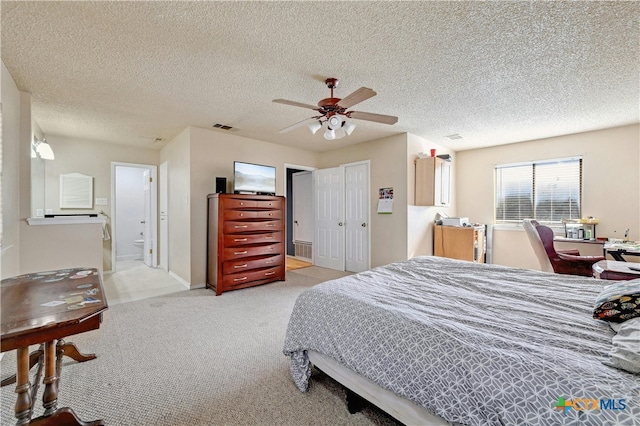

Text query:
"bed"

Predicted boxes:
[[282, 256, 640, 425]]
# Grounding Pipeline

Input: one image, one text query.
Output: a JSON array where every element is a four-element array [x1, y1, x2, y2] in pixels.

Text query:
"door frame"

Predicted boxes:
[[110, 162, 158, 272], [285, 163, 316, 259]]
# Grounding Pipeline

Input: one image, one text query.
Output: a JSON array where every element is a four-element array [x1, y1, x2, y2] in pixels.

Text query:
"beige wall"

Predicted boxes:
[[406, 134, 456, 258], [159, 126, 319, 287], [457, 125, 640, 269], [160, 128, 192, 283], [1, 61, 24, 278], [43, 135, 160, 271], [318, 134, 410, 267], [19, 222, 103, 274]]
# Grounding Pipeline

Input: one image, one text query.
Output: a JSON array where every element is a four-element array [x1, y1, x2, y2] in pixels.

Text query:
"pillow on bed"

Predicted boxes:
[[593, 279, 640, 323], [607, 317, 640, 374]]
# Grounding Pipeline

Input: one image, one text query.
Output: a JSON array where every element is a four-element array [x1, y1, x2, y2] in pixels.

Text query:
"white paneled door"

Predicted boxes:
[[314, 161, 370, 272], [344, 162, 369, 273], [314, 167, 344, 270]]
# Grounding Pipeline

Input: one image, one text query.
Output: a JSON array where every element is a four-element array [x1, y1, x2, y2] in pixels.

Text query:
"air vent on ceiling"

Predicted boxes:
[[445, 133, 463, 140], [152, 137, 165, 143], [213, 123, 239, 131]]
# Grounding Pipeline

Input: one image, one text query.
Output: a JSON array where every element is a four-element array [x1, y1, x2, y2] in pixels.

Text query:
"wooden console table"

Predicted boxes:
[[1, 268, 108, 425]]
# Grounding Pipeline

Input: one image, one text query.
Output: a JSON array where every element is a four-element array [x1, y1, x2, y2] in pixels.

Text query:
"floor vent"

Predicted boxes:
[[294, 241, 312, 260]]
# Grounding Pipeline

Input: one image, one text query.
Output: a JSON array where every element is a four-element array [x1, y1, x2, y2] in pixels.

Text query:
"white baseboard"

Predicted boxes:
[[168, 271, 192, 289]]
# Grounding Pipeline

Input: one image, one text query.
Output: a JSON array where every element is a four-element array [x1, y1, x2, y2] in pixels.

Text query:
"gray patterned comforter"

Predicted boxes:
[[283, 256, 640, 425]]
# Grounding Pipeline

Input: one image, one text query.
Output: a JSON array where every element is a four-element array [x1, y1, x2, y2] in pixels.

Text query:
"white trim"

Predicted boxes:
[[169, 271, 193, 289], [27, 217, 105, 225]]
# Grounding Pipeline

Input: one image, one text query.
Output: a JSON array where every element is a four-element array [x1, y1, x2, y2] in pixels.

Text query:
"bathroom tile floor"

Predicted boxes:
[[102, 260, 188, 305]]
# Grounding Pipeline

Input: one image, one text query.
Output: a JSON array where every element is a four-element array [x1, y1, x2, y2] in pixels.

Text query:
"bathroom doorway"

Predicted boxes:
[[111, 162, 158, 272]]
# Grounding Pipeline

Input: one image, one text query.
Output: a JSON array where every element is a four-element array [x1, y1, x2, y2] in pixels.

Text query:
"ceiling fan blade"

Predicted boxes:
[[273, 99, 320, 111], [278, 117, 321, 134], [348, 111, 398, 125], [337, 87, 376, 109]]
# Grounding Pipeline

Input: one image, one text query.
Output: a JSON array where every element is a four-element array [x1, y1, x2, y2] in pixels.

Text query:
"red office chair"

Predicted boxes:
[[523, 219, 605, 277]]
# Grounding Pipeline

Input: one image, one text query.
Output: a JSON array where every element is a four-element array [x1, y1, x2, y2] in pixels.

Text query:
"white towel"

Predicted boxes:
[[102, 223, 111, 241]]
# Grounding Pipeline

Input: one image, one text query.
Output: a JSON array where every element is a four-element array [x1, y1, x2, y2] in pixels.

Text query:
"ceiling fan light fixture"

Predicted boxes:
[[324, 127, 336, 140], [328, 114, 344, 130], [334, 127, 346, 139], [308, 120, 322, 135], [344, 120, 356, 135]]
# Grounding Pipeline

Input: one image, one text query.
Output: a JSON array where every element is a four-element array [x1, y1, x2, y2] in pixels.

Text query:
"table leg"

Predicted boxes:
[[58, 340, 97, 362], [14, 347, 32, 426], [2, 346, 45, 388], [2, 341, 95, 388], [41, 341, 59, 416]]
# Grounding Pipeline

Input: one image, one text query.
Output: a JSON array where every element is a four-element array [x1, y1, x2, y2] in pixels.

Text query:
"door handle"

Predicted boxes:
[[140, 221, 146, 224], [338, 222, 343, 226], [361, 223, 367, 227]]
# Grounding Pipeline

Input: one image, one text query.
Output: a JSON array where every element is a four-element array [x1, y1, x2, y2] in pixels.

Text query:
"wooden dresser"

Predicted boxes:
[[207, 194, 286, 295]]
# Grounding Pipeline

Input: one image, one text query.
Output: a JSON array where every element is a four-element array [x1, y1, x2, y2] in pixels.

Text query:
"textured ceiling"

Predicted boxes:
[[2, 1, 638, 152]]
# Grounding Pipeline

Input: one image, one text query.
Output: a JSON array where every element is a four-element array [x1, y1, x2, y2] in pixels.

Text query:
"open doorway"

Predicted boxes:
[[285, 163, 315, 268], [111, 162, 158, 272]]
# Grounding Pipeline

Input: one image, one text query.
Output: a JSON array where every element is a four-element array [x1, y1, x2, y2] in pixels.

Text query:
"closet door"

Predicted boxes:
[[314, 161, 370, 272], [313, 167, 344, 270], [344, 162, 369, 273]]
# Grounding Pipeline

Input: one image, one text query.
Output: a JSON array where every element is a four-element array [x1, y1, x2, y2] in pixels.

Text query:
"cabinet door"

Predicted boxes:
[[437, 159, 451, 206]]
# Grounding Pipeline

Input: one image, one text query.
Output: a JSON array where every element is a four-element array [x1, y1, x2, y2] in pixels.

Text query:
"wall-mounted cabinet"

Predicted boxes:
[[415, 157, 451, 206]]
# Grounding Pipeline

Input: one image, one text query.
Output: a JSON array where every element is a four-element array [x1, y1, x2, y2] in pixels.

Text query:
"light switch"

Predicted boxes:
[[46, 209, 52, 214], [36, 209, 44, 217], [95, 198, 108, 206]]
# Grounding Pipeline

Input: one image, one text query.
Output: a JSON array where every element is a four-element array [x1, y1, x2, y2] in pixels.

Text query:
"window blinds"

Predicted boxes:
[[495, 158, 581, 223]]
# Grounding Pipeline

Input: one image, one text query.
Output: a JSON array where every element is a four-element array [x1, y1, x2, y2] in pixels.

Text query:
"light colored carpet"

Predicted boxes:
[[1, 267, 399, 426]]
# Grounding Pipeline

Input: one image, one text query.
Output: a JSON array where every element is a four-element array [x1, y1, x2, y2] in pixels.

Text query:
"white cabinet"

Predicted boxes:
[[415, 157, 451, 206]]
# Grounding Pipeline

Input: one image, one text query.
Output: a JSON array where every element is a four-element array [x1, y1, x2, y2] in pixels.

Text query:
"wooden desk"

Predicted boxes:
[[1, 268, 108, 426], [593, 260, 640, 281]]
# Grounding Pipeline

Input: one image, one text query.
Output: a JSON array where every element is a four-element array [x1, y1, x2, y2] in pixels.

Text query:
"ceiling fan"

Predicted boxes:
[[273, 78, 398, 140]]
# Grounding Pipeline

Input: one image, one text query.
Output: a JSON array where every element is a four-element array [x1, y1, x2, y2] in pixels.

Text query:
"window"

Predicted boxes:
[[495, 157, 582, 224]]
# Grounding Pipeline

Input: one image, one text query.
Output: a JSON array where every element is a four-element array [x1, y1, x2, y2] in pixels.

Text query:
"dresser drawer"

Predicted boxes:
[[224, 232, 282, 247], [222, 243, 283, 260], [222, 266, 282, 288], [223, 209, 283, 221], [223, 220, 282, 234], [255, 200, 282, 209], [224, 198, 258, 209], [222, 254, 283, 275]]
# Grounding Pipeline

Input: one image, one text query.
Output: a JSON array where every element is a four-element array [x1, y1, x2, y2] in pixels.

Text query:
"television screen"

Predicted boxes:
[[233, 161, 276, 195]]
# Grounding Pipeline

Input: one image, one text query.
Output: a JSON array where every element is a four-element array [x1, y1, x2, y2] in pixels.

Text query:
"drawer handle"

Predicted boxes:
[[268, 213, 273, 216], [265, 224, 276, 227], [234, 276, 248, 282], [239, 202, 244, 206], [267, 246, 274, 250], [264, 271, 276, 276], [239, 213, 244, 217], [265, 236, 274, 239], [265, 260, 275, 264], [233, 264, 248, 269], [234, 238, 248, 242], [234, 251, 248, 255], [234, 225, 249, 228]]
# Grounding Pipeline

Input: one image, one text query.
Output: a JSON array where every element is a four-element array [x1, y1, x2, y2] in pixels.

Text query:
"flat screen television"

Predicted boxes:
[[233, 161, 276, 195]]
